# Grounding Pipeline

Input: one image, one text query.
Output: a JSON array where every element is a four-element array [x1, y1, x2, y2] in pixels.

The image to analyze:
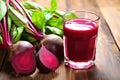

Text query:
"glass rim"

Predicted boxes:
[[63, 10, 100, 22]]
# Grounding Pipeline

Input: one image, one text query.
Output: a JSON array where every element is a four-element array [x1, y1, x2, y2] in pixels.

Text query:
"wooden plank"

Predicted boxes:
[[65, 0, 120, 80], [1, 0, 120, 80], [96, 0, 120, 49]]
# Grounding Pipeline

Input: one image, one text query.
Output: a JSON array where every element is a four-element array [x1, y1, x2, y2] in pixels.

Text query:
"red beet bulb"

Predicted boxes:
[[9, 41, 33, 60], [40, 34, 64, 62], [36, 44, 60, 73], [9, 41, 36, 75], [36, 34, 63, 73]]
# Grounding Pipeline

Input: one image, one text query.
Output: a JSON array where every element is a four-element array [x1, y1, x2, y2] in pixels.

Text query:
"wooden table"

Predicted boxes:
[[0, 0, 120, 80]]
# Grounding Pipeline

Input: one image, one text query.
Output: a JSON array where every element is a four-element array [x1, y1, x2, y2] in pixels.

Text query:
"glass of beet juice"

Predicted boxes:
[[63, 11, 100, 69]]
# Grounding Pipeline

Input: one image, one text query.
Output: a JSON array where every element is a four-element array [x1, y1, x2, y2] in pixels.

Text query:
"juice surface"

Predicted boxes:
[[64, 18, 98, 62]]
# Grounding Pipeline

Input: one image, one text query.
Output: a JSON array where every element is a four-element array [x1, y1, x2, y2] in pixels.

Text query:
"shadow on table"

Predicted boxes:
[[64, 65, 105, 80]]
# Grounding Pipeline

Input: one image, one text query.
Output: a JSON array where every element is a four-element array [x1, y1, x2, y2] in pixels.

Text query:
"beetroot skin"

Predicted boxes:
[[9, 41, 36, 75], [9, 41, 33, 60], [11, 46, 36, 75], [36, 34, 63, 73], [40, 34, 64, 62], [36, 44, 60, 73]]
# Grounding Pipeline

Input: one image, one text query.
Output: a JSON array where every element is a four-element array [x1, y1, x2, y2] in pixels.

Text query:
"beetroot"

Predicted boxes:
[[36, 44, 60, 73], [9, 41, 33, 60], [36, 34, 63, 73], [9, 41, 36, 75], [40, 34, 64, 62]]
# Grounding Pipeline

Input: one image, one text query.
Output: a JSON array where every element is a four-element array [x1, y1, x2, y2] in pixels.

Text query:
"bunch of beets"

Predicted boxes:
[[0, 0, 64, 76], [9, 34, 63, 75]]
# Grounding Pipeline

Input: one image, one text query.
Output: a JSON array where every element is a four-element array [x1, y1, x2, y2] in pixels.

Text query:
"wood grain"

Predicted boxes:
[[97, 0, 120, 50], [0, 0, 120, 80]]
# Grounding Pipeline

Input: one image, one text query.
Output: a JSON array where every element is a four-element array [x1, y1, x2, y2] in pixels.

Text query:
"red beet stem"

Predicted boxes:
[[0, 0, 12, 48], [0, 16, 12, 48], [15, 0, 44, 39], [10, 0, 44, 40], [10, 0, 24, 15]]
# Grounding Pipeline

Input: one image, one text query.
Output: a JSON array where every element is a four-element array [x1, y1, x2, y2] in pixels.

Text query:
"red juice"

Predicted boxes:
[[63, 18, 98, 63]]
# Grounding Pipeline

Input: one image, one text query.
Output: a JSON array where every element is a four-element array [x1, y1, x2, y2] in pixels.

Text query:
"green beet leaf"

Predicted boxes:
[[8, 16, 12, 31], [63, 12, 78, 20], [32, 10, 46, 30], [21, 33, 37, 43], [11, 25, 24, 43], [14, 26, 24, 42], [0, 0, 7, 21], [22, 1, 42, 10], [11, 25, 17, 41], [55, 10, 64, 17], [42, 0, 57, 21], [0, 35, 2, 43], [50, 0, 57, 12], [43, 10, 53, 21], [10, 25, 24, 43], [8, 5, 28, 28], [47, 14, 63, 30], [45, 26, 63, 37]]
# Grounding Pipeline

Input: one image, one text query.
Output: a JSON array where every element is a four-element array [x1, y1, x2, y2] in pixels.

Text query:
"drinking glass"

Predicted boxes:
[[63, 11, 100, 69]]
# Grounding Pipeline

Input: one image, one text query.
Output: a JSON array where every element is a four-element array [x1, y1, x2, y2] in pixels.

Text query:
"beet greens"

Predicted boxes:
[[0, 0, 12, 48], [0, 0, 74, 48], [0, 0, 77, 75]]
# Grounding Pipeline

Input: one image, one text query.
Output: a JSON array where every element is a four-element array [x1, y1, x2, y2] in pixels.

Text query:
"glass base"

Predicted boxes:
[[65, 59, 94, 69]]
